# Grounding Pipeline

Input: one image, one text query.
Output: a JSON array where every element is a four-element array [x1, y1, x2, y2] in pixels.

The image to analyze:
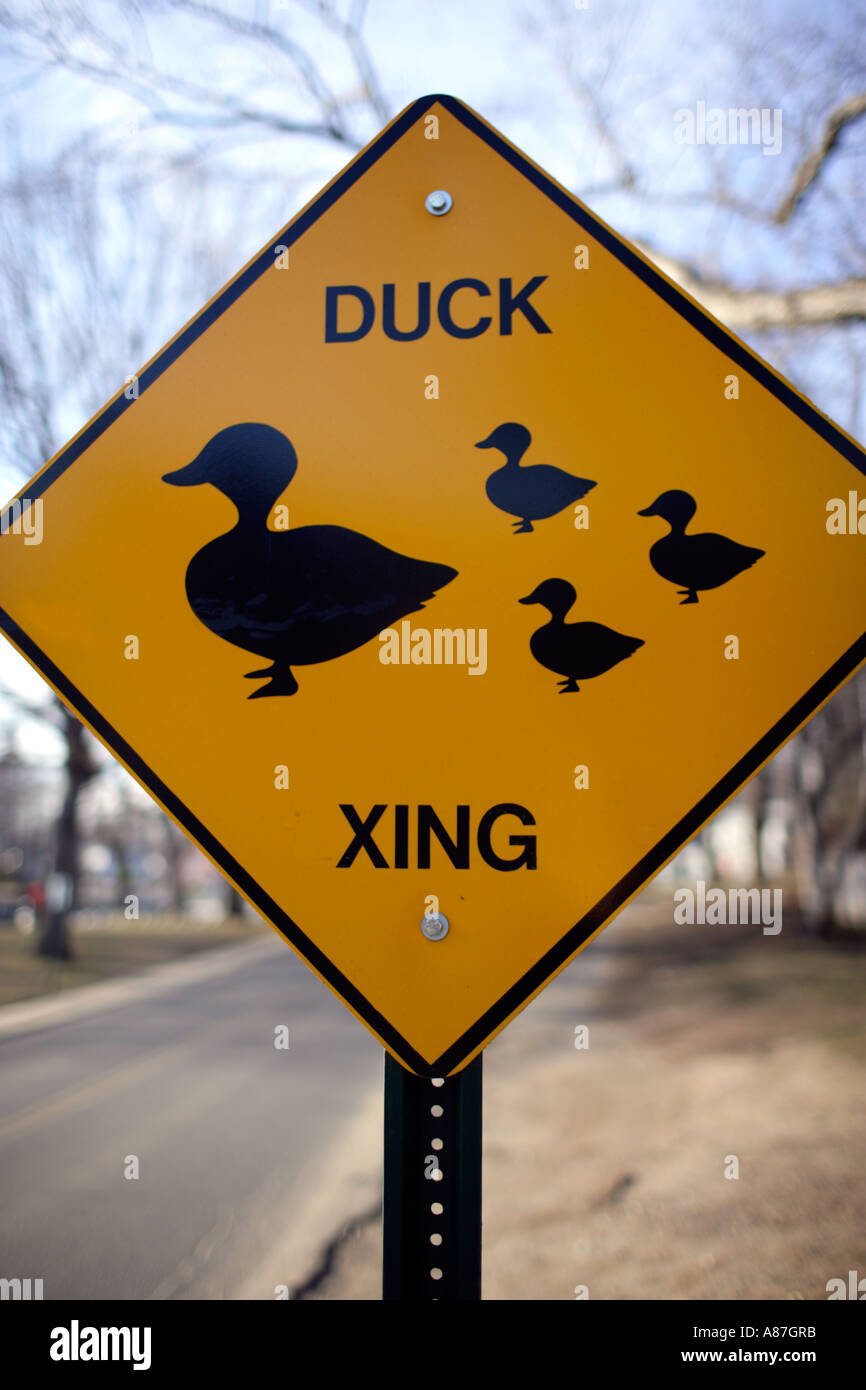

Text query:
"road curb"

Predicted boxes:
[[227, 1080, 383, 1301], [0, 936, 279, 1042]]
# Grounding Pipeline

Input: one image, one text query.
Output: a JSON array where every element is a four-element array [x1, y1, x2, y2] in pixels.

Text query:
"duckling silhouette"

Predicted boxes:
[[163, 423, 457, 697], [638, 490, 765, 605], [476, 423, 596, 533], [519, 579, 644, 692]]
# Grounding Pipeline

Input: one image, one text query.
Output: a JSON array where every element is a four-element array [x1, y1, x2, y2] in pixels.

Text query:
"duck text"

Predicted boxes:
[[378, 620, 487, 675], [325, 277, 551, 342], [336, 803, 537, 870]]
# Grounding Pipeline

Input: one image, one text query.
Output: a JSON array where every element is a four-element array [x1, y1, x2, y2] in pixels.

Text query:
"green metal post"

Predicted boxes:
[[382, 1053, 482, 1300]]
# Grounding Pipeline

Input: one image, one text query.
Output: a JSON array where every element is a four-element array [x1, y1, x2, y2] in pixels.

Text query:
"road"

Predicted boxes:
[[0, 934, 383, 1300]]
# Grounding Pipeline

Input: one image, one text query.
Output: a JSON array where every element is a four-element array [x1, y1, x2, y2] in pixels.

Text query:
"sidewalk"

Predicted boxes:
[[0, 935, 276, 1041]]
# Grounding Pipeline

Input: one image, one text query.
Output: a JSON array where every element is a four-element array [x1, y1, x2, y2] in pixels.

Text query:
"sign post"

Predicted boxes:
[[383, 1055, 482, 1300]]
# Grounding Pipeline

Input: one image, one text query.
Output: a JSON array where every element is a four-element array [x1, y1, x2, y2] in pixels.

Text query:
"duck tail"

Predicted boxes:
[[425, 561, 459, 592], [441, 562, 459, 584]]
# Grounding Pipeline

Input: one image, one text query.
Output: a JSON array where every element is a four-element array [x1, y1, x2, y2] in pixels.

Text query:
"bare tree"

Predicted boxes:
[[0, 141, 240, 954], [0, 687, 101, 955], [786, 675, 866, 933], [162, 818, 188, 914], [535, 0, 866, 337], [40, 707, 101, 956], [0, 0, 388, 953], [0, 0, 387, 172]]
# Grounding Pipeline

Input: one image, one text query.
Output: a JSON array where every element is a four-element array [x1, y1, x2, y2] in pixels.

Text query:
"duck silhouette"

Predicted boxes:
[[163, 423, 458, 697], [475, 423, 596, 533], [519, 579, 644, 692], [638, 490, 765, 605]]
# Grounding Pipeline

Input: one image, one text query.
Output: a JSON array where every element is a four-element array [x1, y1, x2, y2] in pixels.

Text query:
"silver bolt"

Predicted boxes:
[[421, 911, 449, 940], [425, 189, 453, 216]]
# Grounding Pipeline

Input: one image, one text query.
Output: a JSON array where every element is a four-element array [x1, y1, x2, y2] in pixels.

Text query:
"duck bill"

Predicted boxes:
[[162, 457, 206, 486], [474, 435, 496, 449], [518, 593, 537, 605], [637, 504, 657, 516]]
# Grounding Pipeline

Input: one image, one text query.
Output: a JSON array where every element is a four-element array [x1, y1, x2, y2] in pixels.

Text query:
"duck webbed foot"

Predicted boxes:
[[247, 667, 299, 698], [677, 589, 699, 604], [512, 518, 534, 533], [556, 677, 580, 693]]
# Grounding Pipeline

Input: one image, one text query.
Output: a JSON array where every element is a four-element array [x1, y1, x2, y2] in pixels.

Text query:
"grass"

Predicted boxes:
[[603, 897, 866, 1061], [0, 914, 269, 1009]]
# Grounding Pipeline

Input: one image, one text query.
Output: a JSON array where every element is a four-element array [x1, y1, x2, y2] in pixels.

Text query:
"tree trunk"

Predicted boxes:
[[112, 836, 133, 910], [38, 775, 79, 960], [224, 882, 245, 919], [751, 770, 772, 886], [37, 710, 98, 961], [163, 817, 187, 914]]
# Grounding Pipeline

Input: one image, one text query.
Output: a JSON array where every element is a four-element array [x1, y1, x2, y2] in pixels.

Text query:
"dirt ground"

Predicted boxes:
[[305, 898, 866, 1300]]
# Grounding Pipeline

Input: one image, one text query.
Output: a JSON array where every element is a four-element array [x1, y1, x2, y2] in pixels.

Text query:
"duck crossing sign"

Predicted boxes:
[[2, 95, 865, 1076]]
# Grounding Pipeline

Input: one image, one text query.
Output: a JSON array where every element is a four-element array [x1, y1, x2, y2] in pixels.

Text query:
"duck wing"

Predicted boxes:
[[520, 464, 596, 517], [187, 525, 457, 667], [568, 621, 644, 677], [277, 524, 455, 620], [685, 532, 765, 590], [530, 620, 642, 680], [488, 463, 596, 521]]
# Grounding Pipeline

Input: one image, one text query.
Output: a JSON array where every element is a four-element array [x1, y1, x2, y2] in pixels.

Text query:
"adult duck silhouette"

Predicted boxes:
[[476, 423, 596, 533], [638, 490, 765, 604], [519, 579, 643, 692], [163, 423, 457, 697]]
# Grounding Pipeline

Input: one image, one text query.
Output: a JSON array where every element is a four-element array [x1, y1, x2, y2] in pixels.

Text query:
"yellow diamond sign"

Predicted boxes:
[[2, 96, 865, 1075]]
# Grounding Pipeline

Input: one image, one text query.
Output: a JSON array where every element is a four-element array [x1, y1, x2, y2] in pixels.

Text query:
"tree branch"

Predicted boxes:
[[159, 0, 351, 137], [775, 91, 866, 224], [0, 0, 364, 154], [638, 243, 866, 329], [0, 684, 63, 730], [335, 0, 390, 125]]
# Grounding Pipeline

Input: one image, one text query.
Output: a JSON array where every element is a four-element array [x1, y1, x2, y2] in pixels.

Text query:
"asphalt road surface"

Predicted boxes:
[[0, 935, 383, 1299]]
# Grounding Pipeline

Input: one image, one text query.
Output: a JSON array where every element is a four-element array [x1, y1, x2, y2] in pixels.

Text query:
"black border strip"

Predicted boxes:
[[3, 94, 866, 1076]]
